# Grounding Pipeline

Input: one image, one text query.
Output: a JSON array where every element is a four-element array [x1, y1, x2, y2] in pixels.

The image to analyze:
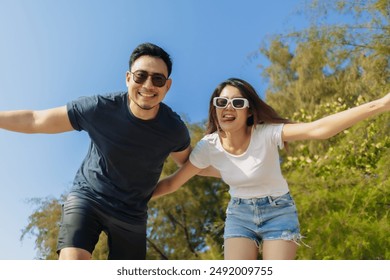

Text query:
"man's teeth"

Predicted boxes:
[[139, 92, 155, 97]]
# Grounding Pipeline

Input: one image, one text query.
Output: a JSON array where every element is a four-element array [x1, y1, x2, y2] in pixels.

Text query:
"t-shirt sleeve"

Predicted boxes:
[[189, 138, 211, 169], [270, 123, 285, 149], [67, 96, 97, 132], [172, 124, 191, 152]]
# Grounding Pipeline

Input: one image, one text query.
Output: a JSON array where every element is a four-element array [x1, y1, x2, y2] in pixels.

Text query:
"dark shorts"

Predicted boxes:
[[57, 195, 147, 260]]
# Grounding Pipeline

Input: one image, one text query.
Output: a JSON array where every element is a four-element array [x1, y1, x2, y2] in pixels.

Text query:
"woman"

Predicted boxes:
[[152, 78, 390, 260]]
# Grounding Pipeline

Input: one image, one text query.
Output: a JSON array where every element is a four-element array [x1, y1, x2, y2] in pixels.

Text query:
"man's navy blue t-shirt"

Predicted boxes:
[[66, 92, 190, 225]]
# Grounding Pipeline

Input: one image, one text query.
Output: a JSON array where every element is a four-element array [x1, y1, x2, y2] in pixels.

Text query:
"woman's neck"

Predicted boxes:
[[219, 125, 253, 155]]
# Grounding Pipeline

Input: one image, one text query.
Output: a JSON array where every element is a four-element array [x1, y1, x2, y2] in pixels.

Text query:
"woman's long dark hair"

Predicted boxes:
[[206, 78, 291, 134]]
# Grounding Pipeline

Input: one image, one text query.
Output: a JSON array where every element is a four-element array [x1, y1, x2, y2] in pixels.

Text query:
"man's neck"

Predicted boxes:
[[128, 100, 160, 120]]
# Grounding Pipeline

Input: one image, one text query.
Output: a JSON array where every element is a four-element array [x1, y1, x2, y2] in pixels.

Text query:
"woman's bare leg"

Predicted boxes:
[[224, 238, 259, 260], [262, 240, 297, 260]]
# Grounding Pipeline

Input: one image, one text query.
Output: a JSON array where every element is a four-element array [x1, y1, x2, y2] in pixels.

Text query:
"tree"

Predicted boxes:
[[21, 194, 109, 259], [21, 196, 64, 260], [259, 0, 390, 259]]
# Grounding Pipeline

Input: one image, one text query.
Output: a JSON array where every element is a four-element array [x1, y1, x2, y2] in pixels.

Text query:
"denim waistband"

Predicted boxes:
[[230, 192, 290, 205]]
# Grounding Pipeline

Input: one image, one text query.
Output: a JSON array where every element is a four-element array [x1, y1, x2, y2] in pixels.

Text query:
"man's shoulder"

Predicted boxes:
[[71, 91, 126, 104], [98, 91, 127, 103], [159, 103, 186, 124], [157, 103, 190, 144]]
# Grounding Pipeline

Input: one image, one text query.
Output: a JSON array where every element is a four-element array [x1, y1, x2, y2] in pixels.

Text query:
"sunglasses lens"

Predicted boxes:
[[132, 71, 148, 83], [232, 99, 245, 108], [215, 98, 228, 108], [152, 75, 167, 87]]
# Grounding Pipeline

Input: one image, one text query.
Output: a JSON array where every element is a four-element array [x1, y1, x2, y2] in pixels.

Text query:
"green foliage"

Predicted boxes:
[[284, 114, 389, 259], [259, 0, 390, 259], [22, 194, 109, 260], [21, 196, 64, 260]]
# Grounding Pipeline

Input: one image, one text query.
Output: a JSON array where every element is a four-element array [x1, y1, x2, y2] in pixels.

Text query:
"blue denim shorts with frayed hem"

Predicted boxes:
[[224, 192, 302, 245]]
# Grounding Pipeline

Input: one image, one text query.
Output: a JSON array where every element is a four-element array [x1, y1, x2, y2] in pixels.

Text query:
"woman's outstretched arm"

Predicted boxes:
[[282, 93, 390, 142], [152, 161, 203, 199]]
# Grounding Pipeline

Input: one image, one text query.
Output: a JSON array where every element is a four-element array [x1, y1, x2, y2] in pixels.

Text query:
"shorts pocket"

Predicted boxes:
[[226, 200, 236, 215], [270, 193, 295, 207]]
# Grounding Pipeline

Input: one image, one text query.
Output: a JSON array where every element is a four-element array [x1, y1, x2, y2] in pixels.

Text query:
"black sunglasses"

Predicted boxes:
[[130, 70, 168, 87], [213, 97, 249, 109]]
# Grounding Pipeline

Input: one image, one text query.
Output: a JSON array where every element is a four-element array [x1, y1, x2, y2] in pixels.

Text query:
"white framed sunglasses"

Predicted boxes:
[[213, 97, 249, 109]]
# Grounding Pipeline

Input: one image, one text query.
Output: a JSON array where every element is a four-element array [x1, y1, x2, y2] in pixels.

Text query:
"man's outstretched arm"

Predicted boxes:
[[0, 105, 74, 134]]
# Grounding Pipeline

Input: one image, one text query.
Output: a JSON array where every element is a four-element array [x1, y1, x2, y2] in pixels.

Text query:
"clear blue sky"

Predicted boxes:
[[0, 0, 314, 259]]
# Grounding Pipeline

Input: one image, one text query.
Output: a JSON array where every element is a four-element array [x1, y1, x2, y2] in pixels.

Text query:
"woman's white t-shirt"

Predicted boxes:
[[189, 124, 289, 198]]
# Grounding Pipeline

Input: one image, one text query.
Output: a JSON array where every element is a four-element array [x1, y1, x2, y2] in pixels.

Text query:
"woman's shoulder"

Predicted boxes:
[[193, 132, 219, 150], [202, 131, 219, 142], [253, 123, 285, 147], [254, 123, 284, 133]]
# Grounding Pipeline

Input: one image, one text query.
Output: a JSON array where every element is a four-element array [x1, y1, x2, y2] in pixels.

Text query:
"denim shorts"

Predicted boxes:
[[224, 192, 302, 245]]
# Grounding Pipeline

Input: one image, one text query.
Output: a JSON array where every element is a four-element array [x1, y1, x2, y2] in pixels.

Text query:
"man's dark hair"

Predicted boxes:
[[129, 43, 172, 77]]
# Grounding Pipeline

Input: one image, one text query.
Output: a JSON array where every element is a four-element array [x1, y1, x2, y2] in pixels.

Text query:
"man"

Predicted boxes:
[[0, 43, 192, 259]]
